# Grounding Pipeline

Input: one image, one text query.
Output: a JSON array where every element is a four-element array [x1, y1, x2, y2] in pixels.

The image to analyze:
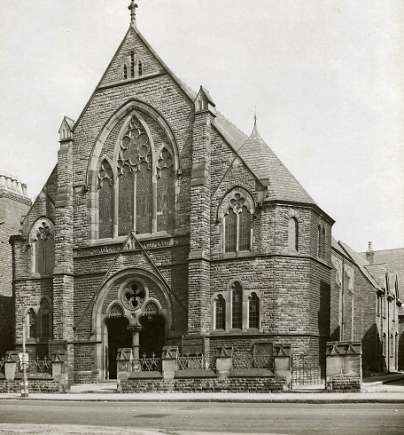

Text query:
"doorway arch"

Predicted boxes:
[[105, 314, 131, 380], [139, 301, 166, 358]]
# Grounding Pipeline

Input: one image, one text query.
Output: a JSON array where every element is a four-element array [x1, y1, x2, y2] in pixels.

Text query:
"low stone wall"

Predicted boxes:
[[121, 374, 286, 393], [326, 374, 361, 392], [0, 378, 60, 393]]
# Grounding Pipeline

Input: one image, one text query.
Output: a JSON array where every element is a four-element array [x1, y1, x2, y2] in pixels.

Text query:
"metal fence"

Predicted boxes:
[[19, 356, 52, 375], [134, 354, 162, 372], [291, 354, 325, 389], [177, 354, 206, 370]]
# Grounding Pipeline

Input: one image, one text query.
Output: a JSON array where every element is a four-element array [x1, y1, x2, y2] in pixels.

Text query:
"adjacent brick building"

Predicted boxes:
[[0, 174, 31, 354], [8, 7, 335, 383]]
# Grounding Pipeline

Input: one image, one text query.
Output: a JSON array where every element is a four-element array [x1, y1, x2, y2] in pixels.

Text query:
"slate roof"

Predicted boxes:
[[337, 240, 383, 291], [237, 123, 316, 204], [370, 248, 404, 291]]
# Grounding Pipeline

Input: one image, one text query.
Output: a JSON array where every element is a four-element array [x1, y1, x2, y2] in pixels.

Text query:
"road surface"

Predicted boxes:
[[0, 400, 403, 434]]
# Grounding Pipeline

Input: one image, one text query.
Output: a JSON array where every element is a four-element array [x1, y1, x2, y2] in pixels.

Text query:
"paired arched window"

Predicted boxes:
[[219, 188, 254, 254], [30, 219, 55, 275], [213, 282, 260, 331], [97, 113, 176, 238], [288, 218, 299, 251]]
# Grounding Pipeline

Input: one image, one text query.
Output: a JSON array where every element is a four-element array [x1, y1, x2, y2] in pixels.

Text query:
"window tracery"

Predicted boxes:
[[96, 112, 177, 238], [120, 281, 146, 311], [30, 219, 55, 275], [219, 188, 254, 254]]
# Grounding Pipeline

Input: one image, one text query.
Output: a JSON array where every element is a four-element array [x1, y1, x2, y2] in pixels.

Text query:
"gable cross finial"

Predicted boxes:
[[128, 0, 139, 26]]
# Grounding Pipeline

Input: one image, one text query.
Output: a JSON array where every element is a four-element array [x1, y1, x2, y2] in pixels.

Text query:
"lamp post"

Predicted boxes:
[[21, 316, 29, 398]]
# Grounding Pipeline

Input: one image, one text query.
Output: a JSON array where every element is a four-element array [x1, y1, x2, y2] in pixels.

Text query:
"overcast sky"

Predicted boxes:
[[0, 0, 403, 252]]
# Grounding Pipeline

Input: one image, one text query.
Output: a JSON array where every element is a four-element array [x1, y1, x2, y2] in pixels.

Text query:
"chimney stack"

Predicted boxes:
[[366, 241, 375, 265]]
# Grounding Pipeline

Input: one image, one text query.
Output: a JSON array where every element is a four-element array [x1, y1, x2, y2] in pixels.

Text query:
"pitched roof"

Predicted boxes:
[[237, 123, 316, 204], [337, 240, 383, 291]]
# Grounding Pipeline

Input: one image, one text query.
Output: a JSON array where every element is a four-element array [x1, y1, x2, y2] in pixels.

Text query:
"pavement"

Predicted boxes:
[[0, 373, 403, 404]]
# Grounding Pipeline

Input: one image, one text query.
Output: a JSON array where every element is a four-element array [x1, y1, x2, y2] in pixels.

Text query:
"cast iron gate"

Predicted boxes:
[[291, 354, 326, 390]]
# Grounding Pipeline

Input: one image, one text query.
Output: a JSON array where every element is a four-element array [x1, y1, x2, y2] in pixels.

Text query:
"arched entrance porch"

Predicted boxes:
[[92, 267, 173, 381]]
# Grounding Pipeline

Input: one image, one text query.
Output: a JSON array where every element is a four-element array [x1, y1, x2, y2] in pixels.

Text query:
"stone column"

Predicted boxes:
[[128, 323, 142, 371]]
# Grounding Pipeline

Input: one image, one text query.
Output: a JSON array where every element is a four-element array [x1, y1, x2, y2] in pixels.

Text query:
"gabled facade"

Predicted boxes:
[[331, 240, 401, 374], [10, 7, 334, 382]]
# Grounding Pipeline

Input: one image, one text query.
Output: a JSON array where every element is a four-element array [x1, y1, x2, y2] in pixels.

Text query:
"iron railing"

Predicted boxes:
[[18, 356, 52, 375], [177, 354, 206, 370], [291, 354, 324, 388], [134, 354, 162, 372]]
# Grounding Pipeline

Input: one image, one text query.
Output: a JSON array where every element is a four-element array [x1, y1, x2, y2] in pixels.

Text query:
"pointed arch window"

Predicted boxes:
[[26, 309, 36, 339], [221, 189, 254, 254], [30, 219, 55, 275], [248, 293, 259, 329], [232, 282, 243, 329], [98, 160, 114, 239], [157, 147, 175, 232], [97, 113, 177, 239], [37, 298, 51, 339], [215, 294, 226, 330], [288, 218, 298, 251]]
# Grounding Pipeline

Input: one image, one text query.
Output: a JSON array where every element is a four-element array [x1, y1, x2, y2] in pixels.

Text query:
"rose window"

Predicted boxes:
[[121, 282, 146, 311]]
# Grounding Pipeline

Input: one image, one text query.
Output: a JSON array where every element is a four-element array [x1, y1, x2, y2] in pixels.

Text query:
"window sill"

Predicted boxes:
[[87, 230, 189, 247], [30, 273, 52, 279], [209, 329, 264, 337], [220, 250, 254, 260]]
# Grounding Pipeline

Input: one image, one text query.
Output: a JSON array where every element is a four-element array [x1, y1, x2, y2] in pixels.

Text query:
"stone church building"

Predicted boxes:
[[10, 3, 334, 382]]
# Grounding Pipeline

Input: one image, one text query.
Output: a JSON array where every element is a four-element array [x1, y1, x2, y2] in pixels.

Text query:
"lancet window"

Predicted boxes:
[[214, 294, 226, 330], [37, 298, 51, 339], [219, 188, 254, 254], [232, 282, 243, 329], [96, 113, 176, 238], [288, 218, 299, 251], [30, 219, 55, 275], [26, 309, 36, 339], [248, 293, 259, 329]]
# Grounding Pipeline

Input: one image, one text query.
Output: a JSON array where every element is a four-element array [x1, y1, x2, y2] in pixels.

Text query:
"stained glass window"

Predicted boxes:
[[118, 167, 134, 236], [157, 168, 175, 231], [248, 293, 259, 329], [232, 282, 242, 329], [136, 163, 152, 234], [215, 295, 226, 330], [98, 160, 114, 239], [225, 209, 237, 252], [239, 206, 252, 251], [288, 218, 298, 251]]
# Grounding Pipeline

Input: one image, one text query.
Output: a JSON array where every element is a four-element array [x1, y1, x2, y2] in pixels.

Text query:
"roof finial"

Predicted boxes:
[[128, 0, 139, 27], [251, 107, 259, 138]]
